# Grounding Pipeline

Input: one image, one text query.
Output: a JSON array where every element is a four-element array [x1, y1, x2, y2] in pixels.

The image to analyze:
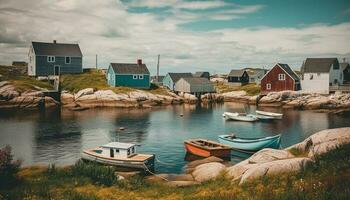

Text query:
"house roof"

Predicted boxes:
[[101, 142, 135, 149], [340, 62, 350, 71], [194, 71, 209, 77], [228, 69, 246, 77], [277, 63, 300, 80], [110, 63, 150, 74], [302, 58, 338, 73], [180, 77, 212, 85], [32, 41, 82, 57], [167, 73, 193, 82]]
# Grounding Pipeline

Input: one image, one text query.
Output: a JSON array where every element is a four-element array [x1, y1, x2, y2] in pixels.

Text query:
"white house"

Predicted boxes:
[[301, 58, 343, 94]]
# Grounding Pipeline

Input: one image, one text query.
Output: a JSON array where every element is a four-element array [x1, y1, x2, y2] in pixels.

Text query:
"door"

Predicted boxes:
[[110, 149, 114, 157], [54, 65, 60, 76]]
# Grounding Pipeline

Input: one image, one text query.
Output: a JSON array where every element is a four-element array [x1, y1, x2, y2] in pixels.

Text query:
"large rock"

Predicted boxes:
[[239, 157, 313, 184], [192, 162, 226, 182], [247, 148, 294, 164], [75, 88, 94, 99], [0, 81, 10, 88], [185, 156, 224, 173], [0, 85, 20, 100], [61, 92, 75, 104], [128, 91, 149, 101], [287, 127, 350, 158], [183, 93, 197, 104]]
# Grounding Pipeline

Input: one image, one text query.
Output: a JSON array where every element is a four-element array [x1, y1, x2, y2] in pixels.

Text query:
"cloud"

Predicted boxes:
[[0, 0, 349, 74]]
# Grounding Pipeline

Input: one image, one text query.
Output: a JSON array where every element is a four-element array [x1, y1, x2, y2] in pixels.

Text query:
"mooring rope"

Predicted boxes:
[[142, 163, 169, 182], [155, 157, 178, 166]]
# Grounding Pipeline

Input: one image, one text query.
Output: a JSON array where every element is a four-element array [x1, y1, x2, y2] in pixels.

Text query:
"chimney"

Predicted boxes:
[[53, 40, 57, 44], [137, 59, 142, 65]]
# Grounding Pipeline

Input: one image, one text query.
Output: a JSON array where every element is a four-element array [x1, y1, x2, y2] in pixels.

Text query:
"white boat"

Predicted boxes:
[[256, 110, 283, 119], [81, 142, 155, 171], [223, 112, 258, 122]]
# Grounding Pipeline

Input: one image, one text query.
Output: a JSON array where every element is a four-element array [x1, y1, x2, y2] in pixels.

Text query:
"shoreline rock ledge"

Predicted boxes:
[[148, 127, 350, 186]]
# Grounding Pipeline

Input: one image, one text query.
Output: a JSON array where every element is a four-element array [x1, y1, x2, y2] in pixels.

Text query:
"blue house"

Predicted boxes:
[[107, 59, 150, 89], [28, 40, 83, 76], [163, 73, 193, 91]]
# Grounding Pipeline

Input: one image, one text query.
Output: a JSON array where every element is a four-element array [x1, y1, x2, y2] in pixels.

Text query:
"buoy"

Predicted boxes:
[[180, 114, 184, 117], [119, 127, 125, 131]]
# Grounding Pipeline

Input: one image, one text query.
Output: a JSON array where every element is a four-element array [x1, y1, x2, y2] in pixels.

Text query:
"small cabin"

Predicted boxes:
[[227, 69, 249, 86], [99, 142, 136, 159]]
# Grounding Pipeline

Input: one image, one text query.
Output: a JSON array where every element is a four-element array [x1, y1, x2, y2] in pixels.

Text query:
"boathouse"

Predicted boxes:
[[227, 69, 249, 86], [174, 77, 215, 96], [28, 40, 83, 76], [261, 63, 301, 94], [300, 58, 343, 94], [193, 71, 210, 80], [163, 72, 193, 91], [107, 59, 150, 89]]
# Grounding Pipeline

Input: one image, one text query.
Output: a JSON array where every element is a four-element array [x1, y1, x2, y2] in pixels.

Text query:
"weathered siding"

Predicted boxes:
[[301, 73, 329, 94], [107, 66, 116, 86], [28, 46, 36, 76], [329, 65, 343, 85], [261, 65, 295, 94], [162, 74, 175, 90], [115, 74, 150, 89], [174, 79, 190, 93], [35, 56, 82, 76], [175, 79, 215, 93]]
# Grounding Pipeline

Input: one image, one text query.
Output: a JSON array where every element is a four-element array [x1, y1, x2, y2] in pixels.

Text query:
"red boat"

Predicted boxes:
[[184, 139, 232, 159]]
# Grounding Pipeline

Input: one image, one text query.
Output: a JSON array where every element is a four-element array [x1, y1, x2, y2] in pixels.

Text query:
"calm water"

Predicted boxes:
[[0, 103, 350, 173]]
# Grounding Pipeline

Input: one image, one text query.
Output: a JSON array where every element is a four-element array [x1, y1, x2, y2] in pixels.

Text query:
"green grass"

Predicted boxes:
[[0, 65, 53, 91], [1, 144, 350, 200], [214, 82, 261, 96]]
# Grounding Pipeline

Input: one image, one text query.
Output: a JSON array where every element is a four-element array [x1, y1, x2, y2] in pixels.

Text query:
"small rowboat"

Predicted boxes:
[[218, 134, 281, 151], [82, 142, 155, 171], [223, 112, 258, 122], [184, 139, 232, 159], [256, 110, 283, 119]]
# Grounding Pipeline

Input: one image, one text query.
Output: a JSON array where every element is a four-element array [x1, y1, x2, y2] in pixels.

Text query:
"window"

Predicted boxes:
[[65, 56, 71, 64], [278, 74, 286, 80], [127, 149, 130, 155], [47, 56, 55, 62], [131, 147, 135, 154], [139, 75, 143, 79], [133, 75, 138, 79], [266, 83, 271, 90], [309, 74, 313, 80], [115, 149, 119, 153]]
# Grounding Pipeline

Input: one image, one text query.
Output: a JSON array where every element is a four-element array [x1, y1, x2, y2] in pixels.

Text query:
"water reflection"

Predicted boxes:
[[0, 103, 349, 173]]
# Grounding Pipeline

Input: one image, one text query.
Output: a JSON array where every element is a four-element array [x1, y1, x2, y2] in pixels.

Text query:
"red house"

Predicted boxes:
[[260, 63, 301, 94]]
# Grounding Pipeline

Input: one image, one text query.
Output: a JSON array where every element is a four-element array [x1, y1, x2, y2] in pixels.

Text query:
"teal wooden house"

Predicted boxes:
[[107, 59, 150, 89]]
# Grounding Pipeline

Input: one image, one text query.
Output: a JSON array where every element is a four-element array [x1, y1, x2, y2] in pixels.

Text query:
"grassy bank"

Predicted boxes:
[[0, 65, 53, 91], [1, 144, 350, 200], [214, 82, 260, 96]]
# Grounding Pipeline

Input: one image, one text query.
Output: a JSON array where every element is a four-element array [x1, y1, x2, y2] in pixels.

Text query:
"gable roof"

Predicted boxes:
[[302, 58, 338, 73], [110, 63, 150, 74], [228, 69, 246, 77], [261, 63, 300, 81], [32, 41, 82, 57], [180, 77, 212, 85], [167, 73, 193, 82], [340, 62, 350, 71], [194, 71, 209, 77]]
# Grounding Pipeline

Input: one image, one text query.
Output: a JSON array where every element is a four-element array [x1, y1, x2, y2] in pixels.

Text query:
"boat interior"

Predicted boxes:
[[189, 140, 231, 149]]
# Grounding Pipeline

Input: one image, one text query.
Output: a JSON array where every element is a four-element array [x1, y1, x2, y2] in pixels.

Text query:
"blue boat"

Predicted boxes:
[[218, 134, 281, 151]]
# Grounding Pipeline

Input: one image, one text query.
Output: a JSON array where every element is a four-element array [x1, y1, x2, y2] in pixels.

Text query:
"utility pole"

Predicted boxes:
[[156, 54, 160, 82], [95, 54, 98, 69]]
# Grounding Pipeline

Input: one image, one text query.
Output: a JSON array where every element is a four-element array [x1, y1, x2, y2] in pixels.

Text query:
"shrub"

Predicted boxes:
[[0, 145, 21, 188], [72, 160, 117, 186]]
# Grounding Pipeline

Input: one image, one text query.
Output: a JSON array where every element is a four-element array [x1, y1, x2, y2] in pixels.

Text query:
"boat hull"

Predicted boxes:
[[224, 112, 258, 122], [256, 110, 283, 119], [81, 151, 155, 171], [218, 135, 281, 151], [184, 141, 231, 159]]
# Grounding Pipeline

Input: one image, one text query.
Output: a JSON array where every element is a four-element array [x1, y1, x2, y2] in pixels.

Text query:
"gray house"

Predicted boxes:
[[28, 40, 83, 76], [175, 77, 215, 96], [193, 71, 210, 80], [163, 72, 193, 91]]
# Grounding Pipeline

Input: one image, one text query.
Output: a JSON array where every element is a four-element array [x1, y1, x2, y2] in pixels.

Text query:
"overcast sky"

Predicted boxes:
[[0, 0, 350, 74]]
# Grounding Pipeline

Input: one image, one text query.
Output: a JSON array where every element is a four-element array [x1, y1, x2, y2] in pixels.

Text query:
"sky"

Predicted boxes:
[[0, 0, 350, 74]]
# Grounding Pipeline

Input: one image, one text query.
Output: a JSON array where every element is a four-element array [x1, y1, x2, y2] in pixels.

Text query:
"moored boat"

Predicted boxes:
[[184, 139, 232, 159], [81, 142, 155, 171], [218, 134, 281, 151], [256, 110, 283, 119], [223, 112, 258, 122]]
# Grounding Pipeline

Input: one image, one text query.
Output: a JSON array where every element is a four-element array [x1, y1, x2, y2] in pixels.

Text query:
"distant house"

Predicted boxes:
[[301, 58, 343, 94], [227, 69, 249, 86], [245, 68, 267, 85], [175, 77, 215, 96], [340, 59, 350, 84], [163, 73, 193, 91], [193, 71, 210, 80], [107, 59, 150, 89], [151, 75, 165, 84], [12, 61, 28, 67], [28, 40, 83, 76], [261, 63, 301, 94]]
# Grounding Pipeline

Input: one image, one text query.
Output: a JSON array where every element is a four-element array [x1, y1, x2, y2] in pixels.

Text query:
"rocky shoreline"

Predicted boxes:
[[146, 127, 350, 187], [1, 80, 350, 111]]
